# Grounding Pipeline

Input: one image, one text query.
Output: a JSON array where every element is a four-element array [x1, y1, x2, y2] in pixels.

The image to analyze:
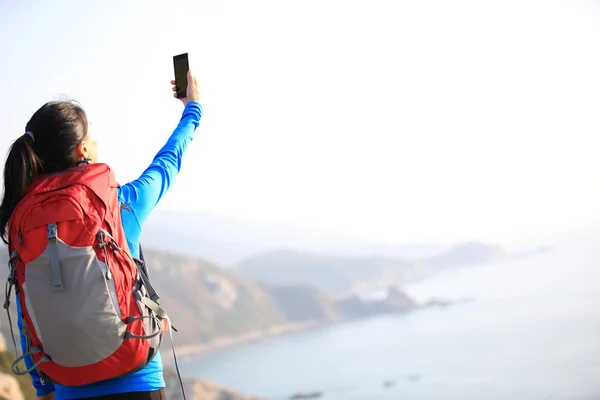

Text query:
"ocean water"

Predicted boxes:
[[181, 237, 600, 400]]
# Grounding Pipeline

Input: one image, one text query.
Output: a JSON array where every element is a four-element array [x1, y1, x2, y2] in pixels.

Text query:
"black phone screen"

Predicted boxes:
[[173, 53, 189, 98]]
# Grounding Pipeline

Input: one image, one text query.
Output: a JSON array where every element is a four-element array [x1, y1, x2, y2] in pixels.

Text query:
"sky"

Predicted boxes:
[[1, 0, 600, 249]]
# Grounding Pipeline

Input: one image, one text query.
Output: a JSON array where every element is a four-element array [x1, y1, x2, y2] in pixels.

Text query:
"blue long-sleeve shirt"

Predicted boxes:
[[16, 101, 203, 399]]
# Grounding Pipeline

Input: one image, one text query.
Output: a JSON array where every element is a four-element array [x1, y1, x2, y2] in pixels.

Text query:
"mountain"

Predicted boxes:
[[261, 283, 339, 322], [0, 248, 286, 346], [236, 242, 510, 295], [0, 247, 418, 350], [113, 249, 288, 344], [138, 250, 419, 345], [142, 209, 446, 265], [236, 249, 433, 296]]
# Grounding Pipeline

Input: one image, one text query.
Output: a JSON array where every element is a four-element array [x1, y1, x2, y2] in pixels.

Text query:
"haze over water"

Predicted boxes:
[[182, 234, 600, 400]]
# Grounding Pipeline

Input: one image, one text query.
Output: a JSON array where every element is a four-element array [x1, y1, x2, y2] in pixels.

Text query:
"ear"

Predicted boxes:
[[74, 140, 89, 161], [87, 138, 98, 163], [85, 123, 99, 163]]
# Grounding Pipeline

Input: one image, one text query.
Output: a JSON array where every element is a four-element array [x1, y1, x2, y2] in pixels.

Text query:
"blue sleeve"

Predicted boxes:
[[118, 102, 203, 226], [16, 298, 55, 396]]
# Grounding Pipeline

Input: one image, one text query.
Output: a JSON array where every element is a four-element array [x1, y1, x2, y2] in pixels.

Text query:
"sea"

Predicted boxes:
[[180, 234, 600, 400]]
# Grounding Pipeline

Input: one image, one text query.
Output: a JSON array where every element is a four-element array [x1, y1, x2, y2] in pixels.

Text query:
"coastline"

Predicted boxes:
[[165, 299, 466, 362], [168, 321, 325, 360]]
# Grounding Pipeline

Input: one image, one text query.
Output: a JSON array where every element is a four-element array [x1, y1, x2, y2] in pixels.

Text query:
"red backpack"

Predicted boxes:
[[3, 162, 176, 388]]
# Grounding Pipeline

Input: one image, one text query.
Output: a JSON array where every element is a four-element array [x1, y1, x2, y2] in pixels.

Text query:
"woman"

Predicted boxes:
[[0, 70, 202, 400]]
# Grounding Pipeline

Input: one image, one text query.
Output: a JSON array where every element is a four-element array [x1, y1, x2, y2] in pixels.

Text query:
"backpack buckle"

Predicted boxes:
[[47, 224, 57, 240]]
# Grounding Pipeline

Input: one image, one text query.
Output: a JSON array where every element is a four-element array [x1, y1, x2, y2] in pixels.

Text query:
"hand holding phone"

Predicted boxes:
[[171, 53, 200, 105], [173, 53, 189, 98]]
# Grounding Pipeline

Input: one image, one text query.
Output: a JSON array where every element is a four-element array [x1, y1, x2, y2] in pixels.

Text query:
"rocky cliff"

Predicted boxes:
[[0, 332, 34, 400], [0, 372, 25, 400], [164, 368, 261, 400], [0, 329, 259, 400]]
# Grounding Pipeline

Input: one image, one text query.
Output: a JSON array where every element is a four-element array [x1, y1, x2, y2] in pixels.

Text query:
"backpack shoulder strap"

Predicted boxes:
[[136, 242, 160, 304], [139, 242, 148, 277], [115, 182, 159, 302]]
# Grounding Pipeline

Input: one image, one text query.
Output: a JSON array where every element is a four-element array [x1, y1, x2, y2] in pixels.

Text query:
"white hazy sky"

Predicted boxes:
[[1, 0, 599, 248]]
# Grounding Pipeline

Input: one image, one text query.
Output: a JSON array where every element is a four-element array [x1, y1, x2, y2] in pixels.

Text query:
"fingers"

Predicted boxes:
[[187, 69, 197, 86], [171, 72, 196, 104]]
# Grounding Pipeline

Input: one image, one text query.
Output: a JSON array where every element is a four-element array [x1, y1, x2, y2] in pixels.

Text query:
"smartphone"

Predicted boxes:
[[173, 53, 189, 98]]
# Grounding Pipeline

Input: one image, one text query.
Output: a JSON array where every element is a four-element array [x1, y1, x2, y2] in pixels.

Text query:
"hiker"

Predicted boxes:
[[0, 70, 202, 400]]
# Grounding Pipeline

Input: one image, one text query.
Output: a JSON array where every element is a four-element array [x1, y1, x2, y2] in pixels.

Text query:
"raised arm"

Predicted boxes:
[[118, 71, 202, 225]]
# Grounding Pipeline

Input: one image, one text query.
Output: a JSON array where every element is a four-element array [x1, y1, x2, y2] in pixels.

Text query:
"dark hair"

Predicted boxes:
[[0, 100, 88, 245]]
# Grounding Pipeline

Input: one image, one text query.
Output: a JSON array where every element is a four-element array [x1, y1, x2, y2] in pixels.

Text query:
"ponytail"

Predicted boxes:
[[1, 100, 89, 245], [0, 134, 44, 245]]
